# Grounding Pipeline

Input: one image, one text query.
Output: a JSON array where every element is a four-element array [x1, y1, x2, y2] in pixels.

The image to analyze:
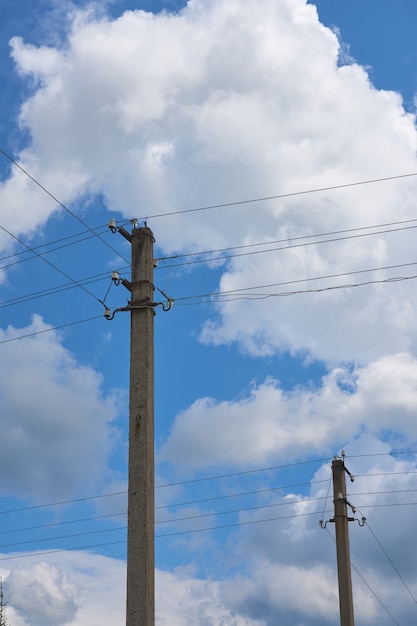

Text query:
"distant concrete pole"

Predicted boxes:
[[332, 459, 355, 626], [126, 225, 155, 626]]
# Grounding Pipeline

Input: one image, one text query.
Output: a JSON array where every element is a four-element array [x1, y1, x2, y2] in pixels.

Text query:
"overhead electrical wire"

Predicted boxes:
[[4, 255, 417, 314], [0, 266, 130, 310], [0, 228, 111, 272], [0, 224, 106, 306], [4, 486, 417, 545], [136, 171, 417, 220], [4, 495, 417, 554], [1, 463, 417, 521], [2, 256, 417, 324], [3, 146, 417, 323], [156, 458, 330, 488], [2, 151, 417, 619], [0, 315, 103, 345], [2, 259, 417, 337], [157, 222, 417, 269], [3, 489, 417, 543], [4, 479, 417, 562], [1, 211, 415, 276], [324, 528, 400, 625], [0, 540, 126, 562], [2, 143, 417, 272], [173, 271, 417, 306], [0, 525, 126, 551], [3, 151, 417, 323], [157, 479, 329, 510], [0, 147, 130, 266], [157, 215, 417, 264], [0, 512, 127, 537], [0, 510, 322, 556], [2, 140, 416, 225], [357, 507, 417, 608], [173, 259, 417, 303], [0, 498, 327, 551], [0, 458, 414, 525], [0, 222, 111, 263]]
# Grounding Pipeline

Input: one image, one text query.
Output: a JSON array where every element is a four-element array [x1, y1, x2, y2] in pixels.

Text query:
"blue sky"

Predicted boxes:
[[1, 0, 417, 624]]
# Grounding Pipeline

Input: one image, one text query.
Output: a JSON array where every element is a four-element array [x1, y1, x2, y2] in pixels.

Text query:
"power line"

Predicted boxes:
[[324, 528, 400, 625], [156, 510, 321, 538], [0, 499, 325, 551], [157, 216, 417, 264], [0, 223, 110, 263], [0, 540, 125, 562], [156, 458, 331, 488], [0, 266, 129, 310], [136, 171, 417, 220], [4, 490, 417, 548], [156, 495, 327, 526], [358, 501, 417, 510], [0, 229, 108, 273], [4, 488, 417, 556], [157, 222, 417, 269], [0, 147, 130, 266], [0, 224, 105, 307], [0, 510, 320, 556], [0, 315, 103, 345], [357, 508, 417, 609], [2, 486, 417, 539], [1, 267, 417, 342], [173, 259, 417, 303], [4, 254, 417, 313], [3, 255, 417, 316], [157, 479, 329, 510], [0, 490, 126, 516], [0, 454, 414, 527], [0, 525, 126, 551], [3, 142, 417, 254], [174, 271, 417, 305], [0, 511, 127, 537]]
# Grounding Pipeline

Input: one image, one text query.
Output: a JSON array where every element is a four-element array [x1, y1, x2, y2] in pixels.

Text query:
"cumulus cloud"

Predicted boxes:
[[1, 0, 417, 362], [155, 443, 417, 625], [6, 561, 78, 626], [1, 552, 126, 626], [0, 553, 262, 626], [156, 569, 263, 625], [3, 1, 417, 624], [217, 435, 417, 625], [159, 353, 417, 472], [0, 315, 120, 500], [1, 437, 416, 625]]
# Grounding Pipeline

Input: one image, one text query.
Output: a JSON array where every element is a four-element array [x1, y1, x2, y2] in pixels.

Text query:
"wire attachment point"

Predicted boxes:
[[104, 307, 114, 320], [111, 271, 121, 286]]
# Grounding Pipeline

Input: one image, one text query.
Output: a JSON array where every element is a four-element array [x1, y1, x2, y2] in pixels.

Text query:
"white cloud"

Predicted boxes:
[[0, 315, 120, 500], [159, 353, 417, 473], [219, 436, 417, 625], [2, 0, 417, 362], [1, 552, 126, 626], [1, 438, 416, 625], [6, 561, 78, 626], [156, 568, 263, 626], [0, 553, 262, 626]]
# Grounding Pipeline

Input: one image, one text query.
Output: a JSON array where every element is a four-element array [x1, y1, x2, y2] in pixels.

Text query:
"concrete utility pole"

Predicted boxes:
[[108, 220, 172, 623], [123, 224, 155, 626], [332, 458, 355, 626]]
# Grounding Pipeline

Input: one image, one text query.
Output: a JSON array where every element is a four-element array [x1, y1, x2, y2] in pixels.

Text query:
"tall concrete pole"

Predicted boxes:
[[126, 225, 155, 626], [332, 459, 355, 626]]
